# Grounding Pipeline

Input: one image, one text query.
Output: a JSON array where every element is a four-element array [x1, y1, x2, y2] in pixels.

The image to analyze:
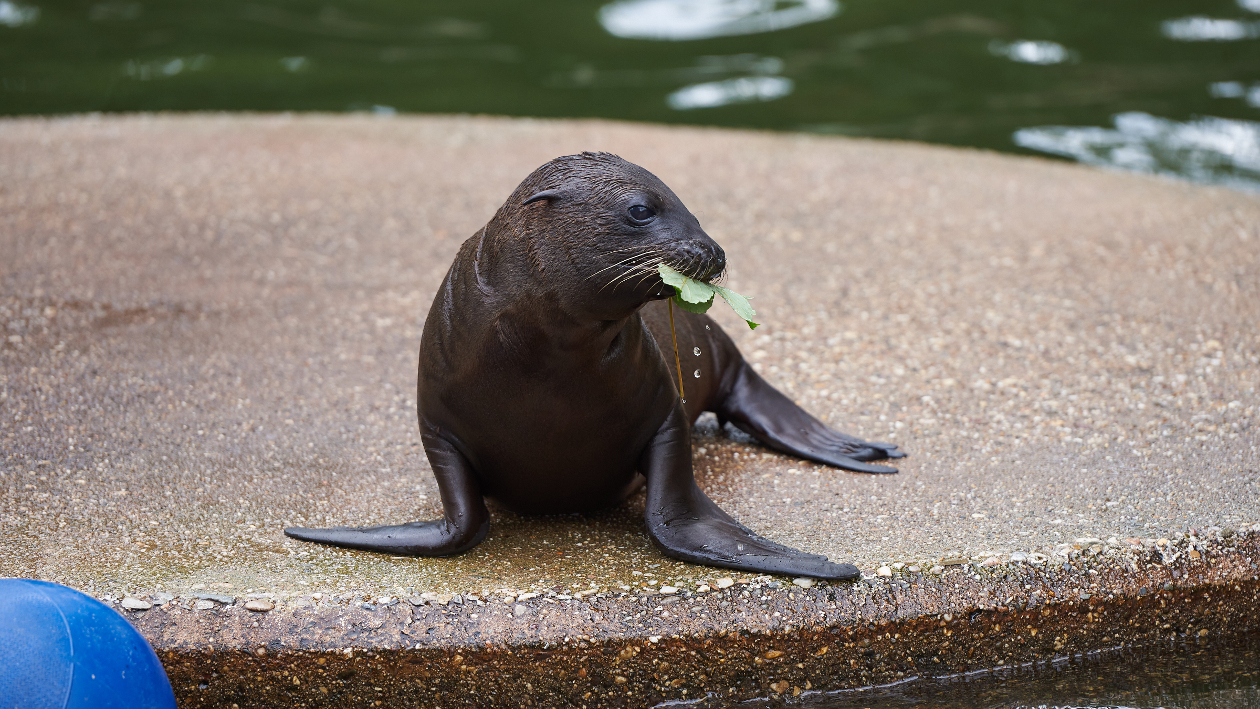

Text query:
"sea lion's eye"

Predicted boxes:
[[628, 205, 655, 223]]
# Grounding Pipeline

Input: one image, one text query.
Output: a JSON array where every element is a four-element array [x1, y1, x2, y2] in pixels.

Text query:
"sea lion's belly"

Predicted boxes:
[[467, 407, 648, 514], [425, 326, 675, 515]]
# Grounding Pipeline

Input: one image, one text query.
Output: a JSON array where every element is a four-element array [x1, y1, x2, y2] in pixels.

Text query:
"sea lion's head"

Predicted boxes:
[[490, 152, 726, 319]]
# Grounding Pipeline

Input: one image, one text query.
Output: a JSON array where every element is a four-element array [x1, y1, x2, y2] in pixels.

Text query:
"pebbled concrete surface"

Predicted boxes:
[[2, 114, 1259, 706]]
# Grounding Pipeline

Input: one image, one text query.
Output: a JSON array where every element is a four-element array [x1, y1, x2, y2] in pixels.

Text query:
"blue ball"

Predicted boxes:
[[0, 579, 177, 709]]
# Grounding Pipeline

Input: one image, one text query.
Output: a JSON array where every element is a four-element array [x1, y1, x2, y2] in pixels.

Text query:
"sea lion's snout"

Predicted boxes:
[[668, 238, 726, 283]]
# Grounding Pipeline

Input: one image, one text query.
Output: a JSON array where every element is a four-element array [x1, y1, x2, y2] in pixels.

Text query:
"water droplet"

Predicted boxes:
[[693, 347, 701, 356], [704, 325, 710, 330], [693, 369, 701, 378]]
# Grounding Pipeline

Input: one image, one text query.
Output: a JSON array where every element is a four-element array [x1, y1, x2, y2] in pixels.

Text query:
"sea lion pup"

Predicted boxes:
[[286, 153, 904, 579]]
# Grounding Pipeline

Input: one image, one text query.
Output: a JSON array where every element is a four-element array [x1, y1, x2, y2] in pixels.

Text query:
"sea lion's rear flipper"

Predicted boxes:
[[640, 410, 859, 580], [717, 361, 904, 474], [284, 427, 489, 556]]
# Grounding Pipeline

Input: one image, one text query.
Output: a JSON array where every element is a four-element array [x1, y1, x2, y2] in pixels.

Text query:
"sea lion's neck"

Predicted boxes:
[[463, 227, 639, 352]]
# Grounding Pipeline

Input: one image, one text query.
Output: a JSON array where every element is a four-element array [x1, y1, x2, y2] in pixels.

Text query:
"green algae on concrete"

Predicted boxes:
[[2, 114, 1259, 705]]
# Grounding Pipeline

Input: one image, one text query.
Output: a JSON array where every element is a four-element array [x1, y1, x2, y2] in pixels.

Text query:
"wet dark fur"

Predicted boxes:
[[286, 153, 904, 579]]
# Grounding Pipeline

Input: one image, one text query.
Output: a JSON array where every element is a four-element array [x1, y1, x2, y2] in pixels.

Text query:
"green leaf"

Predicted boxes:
[[713, 285, 759, 330], [678, 277, 716, 305], [657, 263, 688, 290], [657, 263, 759, 330], [674, 293, 714, 314]]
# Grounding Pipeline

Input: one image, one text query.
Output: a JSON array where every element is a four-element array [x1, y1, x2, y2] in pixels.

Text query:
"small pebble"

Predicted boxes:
[[929, 565, 945, 574], [981, 557, 1000, 567], [792, 578, 815, 588], [907, 565, 921, 573], [659, 586, 678, 595], [715, 578, 735, 589], [1009, 552, 1027, 562], [877, 566, 892, 577], [120, 597, 151, 611], [193, 593, 236, 604], [244, 599, 274, 612], [513, 604, 527, 617], [194, 600, 216, 611]]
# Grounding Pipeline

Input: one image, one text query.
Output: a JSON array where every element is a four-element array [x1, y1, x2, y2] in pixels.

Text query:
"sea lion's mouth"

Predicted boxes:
[[591, 241, 725, 300], [663, 251, 726, 284], [644, 259, 726, 302], [665, 265, 723, 285]]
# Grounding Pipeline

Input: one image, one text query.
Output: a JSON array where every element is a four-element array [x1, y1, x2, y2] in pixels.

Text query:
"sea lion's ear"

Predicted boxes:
[[522, 189, 563, 207]]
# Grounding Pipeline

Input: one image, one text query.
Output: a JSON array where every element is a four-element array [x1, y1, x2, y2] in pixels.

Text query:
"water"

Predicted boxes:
[[802, 640, 1260, 709], [5, 5, 1255, 706], [2, 1, 1260, 187]]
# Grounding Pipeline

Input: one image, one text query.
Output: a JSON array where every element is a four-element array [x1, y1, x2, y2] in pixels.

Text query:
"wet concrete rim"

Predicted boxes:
[[132, 530, 1260, 707]]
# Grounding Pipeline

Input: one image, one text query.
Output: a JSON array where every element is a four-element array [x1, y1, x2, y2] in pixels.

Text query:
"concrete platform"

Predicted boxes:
[[2, 114, 1258, 707]]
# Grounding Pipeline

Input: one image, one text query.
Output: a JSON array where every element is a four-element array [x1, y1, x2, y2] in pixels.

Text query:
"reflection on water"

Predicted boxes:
[[1014, 112, 1260, 191], [1211, 81, 1260, 107], [599, 0, 839, 41], [801, 640, 1260, 709], [279, 56, 309, 73], [988, 39, 1074, 65], [667, 75, 792, 109], [1162, 16, 1260, 41], [88, 1, 140, 22], [124, 55, 211, 81], [0, 0, 38, 27]]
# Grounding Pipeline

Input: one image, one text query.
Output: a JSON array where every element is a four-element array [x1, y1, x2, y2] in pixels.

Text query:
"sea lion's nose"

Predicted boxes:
[[674, 239, 726, 281], [711, 247, 727, 278]]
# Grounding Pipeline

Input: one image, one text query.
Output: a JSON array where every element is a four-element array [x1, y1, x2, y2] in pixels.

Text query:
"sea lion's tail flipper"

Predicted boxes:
[[717, 361, 904, 474], [284, 518, 489, 556], [640, 410, 861, 581], [284, 428, 489, 556]]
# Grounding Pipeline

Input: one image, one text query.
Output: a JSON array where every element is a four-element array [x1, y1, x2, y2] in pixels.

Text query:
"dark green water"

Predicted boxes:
[[804, 640, 1260, 709], [3, 0, 1260, 188]]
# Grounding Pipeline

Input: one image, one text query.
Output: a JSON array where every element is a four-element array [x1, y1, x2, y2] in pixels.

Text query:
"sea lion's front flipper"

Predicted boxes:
[[640, 410, 859, 580], [718, 361, 904, 474], [284, 427, 489, 556]]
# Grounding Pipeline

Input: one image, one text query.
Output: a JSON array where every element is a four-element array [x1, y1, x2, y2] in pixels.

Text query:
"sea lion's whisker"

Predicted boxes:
[[594, 251, 665, 290], [601, 244, 659, 254], [629, 266, 665, 289], [602, 261, 662, 292], [599, 258, 663, 293], [593, 247, 664, 267], [604, 258, 665, 293], [596, 245, 664, 260], [586, 250, 663, 282]]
